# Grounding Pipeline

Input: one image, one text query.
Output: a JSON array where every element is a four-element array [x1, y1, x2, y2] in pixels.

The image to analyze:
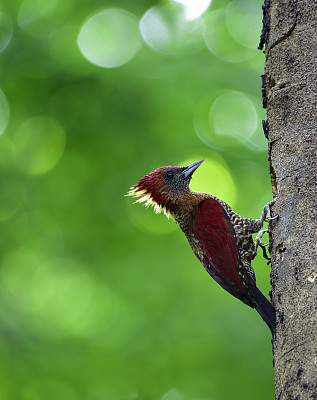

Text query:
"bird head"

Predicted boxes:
[[126, 160, 204, 215]]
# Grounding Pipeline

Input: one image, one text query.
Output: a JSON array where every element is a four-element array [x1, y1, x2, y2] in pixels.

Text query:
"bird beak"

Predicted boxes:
[[182, 160, 204, 178]]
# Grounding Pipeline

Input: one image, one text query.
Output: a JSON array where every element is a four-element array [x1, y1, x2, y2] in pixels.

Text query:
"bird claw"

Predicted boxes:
[[254, 229, 270, 261], [256, 201, 279, 261], [267, 214, 279, 221], [261, 200, 278, 223]]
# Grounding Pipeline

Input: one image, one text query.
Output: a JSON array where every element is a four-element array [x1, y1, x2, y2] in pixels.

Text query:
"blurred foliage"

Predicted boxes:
[[0, 0, 274, 399]]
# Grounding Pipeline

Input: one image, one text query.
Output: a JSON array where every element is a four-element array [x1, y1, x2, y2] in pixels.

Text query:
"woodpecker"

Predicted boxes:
[[127, 160, 276, 336]]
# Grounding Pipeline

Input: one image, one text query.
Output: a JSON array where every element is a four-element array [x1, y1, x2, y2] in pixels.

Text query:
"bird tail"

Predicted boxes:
[[249, 283, 276, 338]]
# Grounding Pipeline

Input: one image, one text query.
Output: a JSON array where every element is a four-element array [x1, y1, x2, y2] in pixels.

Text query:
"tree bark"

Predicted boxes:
[[259, 1, 317, 399]]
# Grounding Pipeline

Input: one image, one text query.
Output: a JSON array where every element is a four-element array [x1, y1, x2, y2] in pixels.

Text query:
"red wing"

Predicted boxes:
[[190, 198, 245, 293]]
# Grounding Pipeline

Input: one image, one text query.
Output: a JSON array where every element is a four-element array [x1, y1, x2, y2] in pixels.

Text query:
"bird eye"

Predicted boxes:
[[166, 171, 174, 180]]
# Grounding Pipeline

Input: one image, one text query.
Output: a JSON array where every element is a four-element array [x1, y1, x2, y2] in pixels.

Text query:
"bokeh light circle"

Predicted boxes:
[[77, 9, 142, 68], [194, 91, 267, 151], [0, 250, 134, 340], [0, 89, 10, 135], [18, 0, 74, 38], [0, 14, 13, 53], [182, 157, 237, 207], [1, 255, 94, 336], [140, 4, 204, 55], [203, 10, 256, 62], [12, 115, 65, 175], [172, 0, 212, 21], [210, 92, 257, 141], [226, 0, 262, 49]]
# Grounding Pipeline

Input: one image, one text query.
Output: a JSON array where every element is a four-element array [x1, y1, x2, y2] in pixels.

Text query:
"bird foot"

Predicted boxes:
[[260, 200, 279, 223], [257, 201, 278, 261], [254, 229, 270, 260]]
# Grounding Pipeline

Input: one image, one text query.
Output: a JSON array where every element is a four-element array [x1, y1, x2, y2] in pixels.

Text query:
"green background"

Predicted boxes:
[[0, 0, 274, 399]]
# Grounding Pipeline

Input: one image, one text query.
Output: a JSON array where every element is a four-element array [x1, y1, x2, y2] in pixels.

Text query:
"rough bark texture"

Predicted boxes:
[[260, 1, 317, 399]]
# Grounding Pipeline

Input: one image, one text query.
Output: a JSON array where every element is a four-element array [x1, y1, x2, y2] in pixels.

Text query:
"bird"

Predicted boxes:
[[126, 160, 276, 336]]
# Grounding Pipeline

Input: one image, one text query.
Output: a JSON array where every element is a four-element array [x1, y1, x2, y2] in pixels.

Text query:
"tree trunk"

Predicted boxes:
[[259, 1, 317, 399]]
